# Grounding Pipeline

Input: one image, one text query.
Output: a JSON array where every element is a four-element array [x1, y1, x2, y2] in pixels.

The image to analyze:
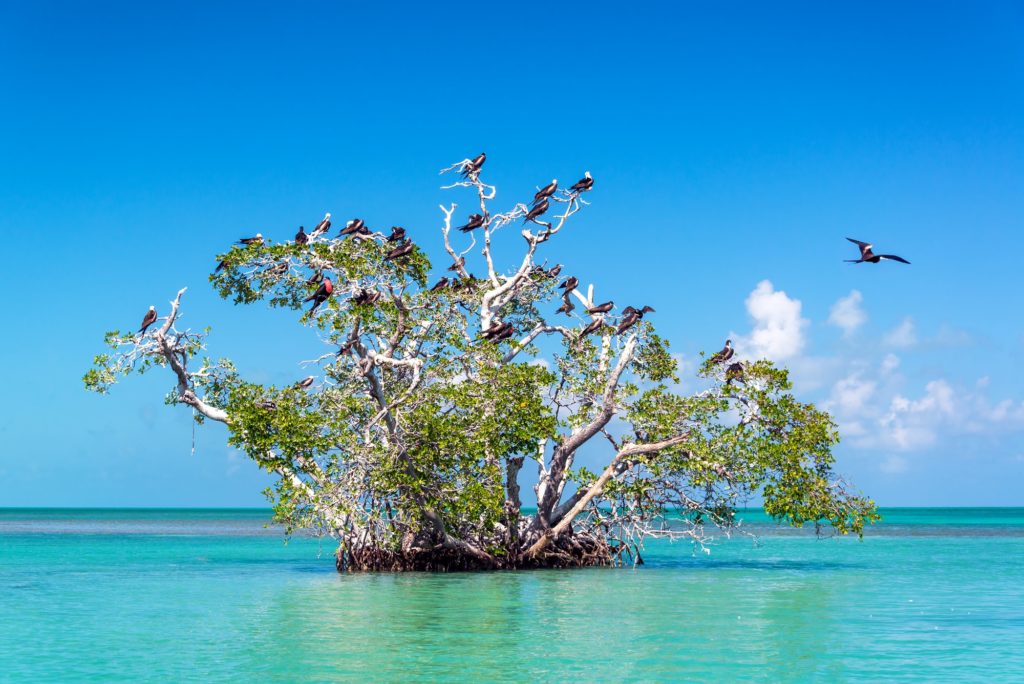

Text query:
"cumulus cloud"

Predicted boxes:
[[733, 280, 807, 361], [828, 290, 867, 336], [883, 317, 917, 348], [830, 373, 877, 413]]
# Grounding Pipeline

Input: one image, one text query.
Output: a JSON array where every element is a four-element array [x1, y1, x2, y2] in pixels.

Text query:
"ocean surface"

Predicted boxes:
[[2, 508, 1023, 682]]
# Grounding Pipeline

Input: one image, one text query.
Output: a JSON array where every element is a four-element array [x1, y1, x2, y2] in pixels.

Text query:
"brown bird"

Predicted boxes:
[[710, 339, 734, 365], [616, 312, 641, 334], [547, 264, 562, 278], [430, 277, 450, 292], [524, 199, 549, 223], [456, 214, 485, 232], [384, 239, 414, 261], [461, 152, 486, 178], [340, 218, 366, 236], [295, 226, 308, 245], [532, 179, 557, 205], [448, 256, 466, 272], [570, 171, 594, 193], [295, 376, 315, 390], [493, 323, 516, 342], [845, 238, 911, 264], [238, 233, 263, 245], [479, 320, 505, 339], [559, 276, 579, 292], [556, 296, 575, 315], [268, 262, 288, 276], [580, 319, 605, 337], [725, 362, 745, 385], [310, 213, 331, 237], [353, 289, 381, 305], [138, 306, 158, 334], [587, 301, 614, 314], [387, 226, 406, 242], [214, 260, 228, 274], [305, 270, 323, 286], [256, 400, 278, 410]]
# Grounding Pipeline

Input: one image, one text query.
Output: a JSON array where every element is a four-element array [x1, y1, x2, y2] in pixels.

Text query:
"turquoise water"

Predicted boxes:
[[2, 509, 1023, 682]]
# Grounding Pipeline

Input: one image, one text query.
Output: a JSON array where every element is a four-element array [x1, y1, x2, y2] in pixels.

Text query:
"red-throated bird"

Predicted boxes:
[[304, 277, 333, 314]]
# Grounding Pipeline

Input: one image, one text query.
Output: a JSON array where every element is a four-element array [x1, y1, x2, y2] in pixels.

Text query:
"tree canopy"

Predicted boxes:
[[86, 157, 877, 571]]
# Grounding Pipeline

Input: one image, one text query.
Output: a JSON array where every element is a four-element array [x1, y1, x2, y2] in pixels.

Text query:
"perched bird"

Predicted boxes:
[[387, 226, 406, 242], [295, 226, 308, 245], [353, 289, 382, 305], [448, 256, 466, 272], [725, 362, 745, 385], [139, 306, 158, 334], [710, 339, 734, 365], [456, 214, 485, 232], [337, 340, 355, 356], [616, 312, 641, 334], [532, 179, 558, 205], [547, 264, 562, 278], [304, 277, 333, 314], [479, 320, 505, 339], [559, 276, 579, 292], [556, 296, 575, 315], [580, 319, 605, 337], [238, 233, 263, 245], [587, 301, 614, 314], [256, 400, 278, 410], [461, 152, 486, 178], [305, 270, 323, 285], [492, 323, 516, 342], [310, 213, 332, 237], [570, 171, 594, 193], [622, 305, 655, 318], [214, 260, 228, 274], [295, 376, 315, 390], [340, 218, 366, 236], [384, 239, 414, 261], [430, 277, 450, 292], [268, 262, 288, 276], [845, 238, 911, 264], [524, 198, 549, 223]]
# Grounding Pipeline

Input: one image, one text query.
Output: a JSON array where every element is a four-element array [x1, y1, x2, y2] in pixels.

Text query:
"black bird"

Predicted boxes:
[[337, 340, 355, 356], [845, 238, 911, 264], [214, 260, 228, 274], [295, 376, 315, 390], [268, 262, 288, 276], [556, 296, 575, 315], [340, 218, 366, 236], [461, 152, 486, 178], [430, 277, 450, 292], [353, 289, 381, 305], [479, 320, 505, 339], [710, 339, 734, 365], [304, 277, 333, 314], [256, 400, 278, 410], [295, 226, 308, 245], [547, 264, 562, 278], [570, 171, 594, 193], [524, 199, 549, 223], [448, 256, 466, 272], [580, 319, 605, 337], [139, 306, 158, 334], [310, 213, 331, 237], [387, 226, 406, 242], [622, 305, 655, 318], [725, 362, 745, 385], [587, 301, 614, 314], [238, 233, 263, 245], [384, 239, 414, 261], [456, 214, 485, 232], [532, 179, 557, 205], [305, 270, 323, 286], [616, 312, 641, 335], [492, 323, 516, 342], [559, 276, 579, 292]]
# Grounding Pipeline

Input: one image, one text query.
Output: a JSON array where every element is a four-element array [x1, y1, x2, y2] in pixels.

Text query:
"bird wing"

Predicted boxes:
[[879, 254, 911, 264], [846, 237, 872, 249]]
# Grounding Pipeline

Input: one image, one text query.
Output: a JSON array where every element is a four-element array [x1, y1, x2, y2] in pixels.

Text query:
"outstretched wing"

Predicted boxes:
[[846, 237, 871, 248], [879, 254, 910, 264]]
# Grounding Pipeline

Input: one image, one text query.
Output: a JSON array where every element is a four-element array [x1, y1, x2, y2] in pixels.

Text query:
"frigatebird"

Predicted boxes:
[[559, 276, 579, 292], [238, 233, 263, 245], [725, 362, 745, 385], [616, 306, 654, 334], [710, 340, 734, 365], [139, 306, 157, 334], [587, 301, 614, 315], [548, 264, 562, 278], [532, 179, 557, 205], [580, 319, 606, 337], [570, 172, 594, 193], [340, 219, 366, 236], [387, 226, 406, 242], [256, 400, 278, 410], [384, 239, 414, 261], [524, 198, 549, 223], [479, 320, 505, 339], [214, 260, 228, 274], [295, 226, 308, 245], [556, 296, 575, 315], [353, 289, 381, 305], [268, 262, 288, 276], [448, 256, 466, 272], [310, 213, 331, 237], [295, 376, 315, 390], [492, 323, 516, 342], [456, 214, 485, 232], [430, 277, 450, 292], [304, 277, 333, 314], [461, 152, 486, 178], [845, 238, 910, 264], [305, 270, 323, 285]]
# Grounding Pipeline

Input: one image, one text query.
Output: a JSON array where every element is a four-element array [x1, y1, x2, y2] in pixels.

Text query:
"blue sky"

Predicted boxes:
[[1, 2, 1022, 507]]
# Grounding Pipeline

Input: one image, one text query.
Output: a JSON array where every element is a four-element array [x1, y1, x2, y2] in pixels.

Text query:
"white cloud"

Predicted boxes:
[[733, 280, 807, 361], [828, 290, 867, 336], [831, 373, 877, 413], [883, 317, 917, 348], [880, 455, 909, 474], [880, 353, 901, 376]]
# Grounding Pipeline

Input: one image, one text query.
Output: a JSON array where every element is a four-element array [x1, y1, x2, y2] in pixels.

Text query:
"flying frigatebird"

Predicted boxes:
[[558, 276, 579, 292], [295, 226, 308, 245], [710, 339, 734, 365], [238, 233, 263, 245], [524, 198, 549, 223], [304, 277, 333, 314], [139, 306, 157, 334], [570, 172, 594, 193], [587, 301, 614, 314], [387, 226, 406, 242], [532, 179, 557, 205], [845, 238, 911, 264], [461, 152, 486, 178], [384, 239, 414, 261], [456, 214, 485, 232], [310, 213, 331, 237]]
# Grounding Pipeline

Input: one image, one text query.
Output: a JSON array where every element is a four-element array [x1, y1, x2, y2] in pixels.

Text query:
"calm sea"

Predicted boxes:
[[2, 508, 1022, 682]]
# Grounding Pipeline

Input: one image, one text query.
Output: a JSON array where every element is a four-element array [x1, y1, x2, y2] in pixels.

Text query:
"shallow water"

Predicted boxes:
[[2, 508, 1022, 682]]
